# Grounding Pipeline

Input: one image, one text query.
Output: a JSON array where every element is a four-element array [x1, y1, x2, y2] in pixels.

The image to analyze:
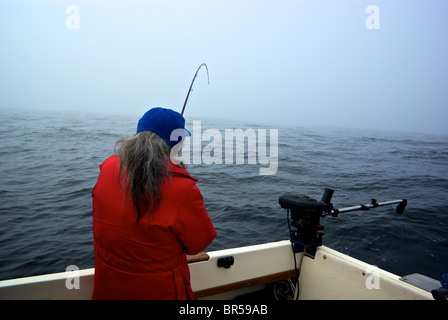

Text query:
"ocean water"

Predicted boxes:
[[0, 107, 447, 282]]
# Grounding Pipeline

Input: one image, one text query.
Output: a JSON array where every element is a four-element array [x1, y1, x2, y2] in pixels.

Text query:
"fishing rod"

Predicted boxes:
[[181, 63, 210, 116]]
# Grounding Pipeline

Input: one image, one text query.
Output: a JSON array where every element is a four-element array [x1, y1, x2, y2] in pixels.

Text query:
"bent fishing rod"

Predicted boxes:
[[181, 63, 210, 116]]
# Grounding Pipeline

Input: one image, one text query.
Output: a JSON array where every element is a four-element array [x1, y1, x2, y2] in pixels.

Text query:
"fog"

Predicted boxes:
[[1, 0, 447, 135]]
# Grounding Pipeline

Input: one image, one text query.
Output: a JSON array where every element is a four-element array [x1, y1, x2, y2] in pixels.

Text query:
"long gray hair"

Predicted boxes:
[[115, 131, 172, 221]]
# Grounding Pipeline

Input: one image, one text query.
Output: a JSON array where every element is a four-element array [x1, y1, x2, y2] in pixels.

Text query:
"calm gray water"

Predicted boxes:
[[0, 107, 447, 282]]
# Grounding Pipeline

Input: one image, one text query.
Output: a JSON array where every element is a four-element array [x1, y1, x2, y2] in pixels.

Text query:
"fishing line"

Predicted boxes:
[[207, 74, 214, 122]]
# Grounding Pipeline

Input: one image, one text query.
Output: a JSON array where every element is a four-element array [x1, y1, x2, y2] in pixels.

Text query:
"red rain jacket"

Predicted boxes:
[[91, 155, 216, 300]]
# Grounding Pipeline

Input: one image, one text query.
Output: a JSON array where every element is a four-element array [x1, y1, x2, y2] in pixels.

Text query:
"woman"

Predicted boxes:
[[92, 107, 216, 300]]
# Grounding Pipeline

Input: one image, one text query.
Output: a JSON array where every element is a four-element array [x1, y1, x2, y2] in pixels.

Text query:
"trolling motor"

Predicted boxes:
[[279, 188, 407, 258]]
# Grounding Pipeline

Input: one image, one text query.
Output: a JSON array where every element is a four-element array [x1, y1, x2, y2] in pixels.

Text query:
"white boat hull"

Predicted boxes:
[[0, 240, 436, 300]]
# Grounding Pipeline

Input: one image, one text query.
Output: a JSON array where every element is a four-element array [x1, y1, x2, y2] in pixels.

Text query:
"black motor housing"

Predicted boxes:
[[279, 189, 334, 258]]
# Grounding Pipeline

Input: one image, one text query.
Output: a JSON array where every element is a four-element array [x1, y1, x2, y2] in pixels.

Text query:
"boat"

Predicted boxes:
[[0, 240, 443, 300], [0, 189, 446, 300]]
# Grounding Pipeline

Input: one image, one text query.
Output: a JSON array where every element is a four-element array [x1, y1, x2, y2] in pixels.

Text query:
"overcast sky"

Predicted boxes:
[[1, 0, 447, 135]]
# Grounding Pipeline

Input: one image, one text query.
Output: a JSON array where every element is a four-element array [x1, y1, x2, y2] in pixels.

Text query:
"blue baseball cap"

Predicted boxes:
[[136, 107, 191, 147]]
